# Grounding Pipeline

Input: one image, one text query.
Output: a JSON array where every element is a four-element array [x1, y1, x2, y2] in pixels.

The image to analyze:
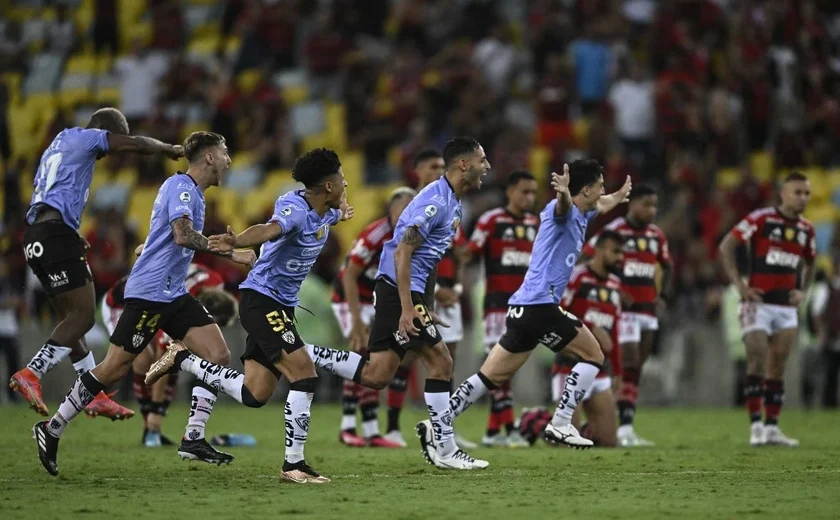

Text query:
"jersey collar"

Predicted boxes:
[[177, 171, 198, 187], [297, 190, 315, 211]]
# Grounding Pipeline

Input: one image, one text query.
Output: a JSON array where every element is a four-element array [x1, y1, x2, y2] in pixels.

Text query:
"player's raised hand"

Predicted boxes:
[[617, 175, 632, 203], [231, 248, 256, 268], [166, 145, 185, 160], [551, 164, 570, 195], [208, 226, 237, 252], [340, 191, 354, 221]]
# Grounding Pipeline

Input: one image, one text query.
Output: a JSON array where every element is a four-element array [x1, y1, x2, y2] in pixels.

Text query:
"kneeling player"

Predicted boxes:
[[551, 230, 625, 447], [434, 160, 631, 459]]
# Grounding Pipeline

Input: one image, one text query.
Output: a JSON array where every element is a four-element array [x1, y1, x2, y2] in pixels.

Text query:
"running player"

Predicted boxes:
[[428, 160, 632, 462], [32, 132, 255, 476], [332, 187, 415, 448], [13, 107, 183, 418], [579, 184, 671, 447], [719, 172, 815, 446], [466, 170, 539, 448], [146, 148, 353, 483], [305, 137, 490, 469], [553, 230, 625, 447], [101, 262, 236, 447]]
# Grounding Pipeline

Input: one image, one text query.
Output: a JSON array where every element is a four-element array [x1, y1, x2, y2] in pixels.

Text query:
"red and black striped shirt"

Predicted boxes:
[[332, 217, 392, 304]]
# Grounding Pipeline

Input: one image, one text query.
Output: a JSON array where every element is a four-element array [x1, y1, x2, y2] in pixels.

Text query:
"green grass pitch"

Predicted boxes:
[[1, 403, 838, 519]]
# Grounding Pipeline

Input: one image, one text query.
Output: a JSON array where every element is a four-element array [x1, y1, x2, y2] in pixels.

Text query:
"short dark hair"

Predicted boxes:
[[442, 137, 480, 167], [784, 171, 808, 183], [183, 131, 226, 163], [629, 183, 657, 201], [506, 170, 536, 188], [414, 148, 442, 167], [197, 288, 238, 327], [292, 148, 342, 188], [597, 230, 623, 247], [568, 159, 604, 196], [87, 107, 128, 135]]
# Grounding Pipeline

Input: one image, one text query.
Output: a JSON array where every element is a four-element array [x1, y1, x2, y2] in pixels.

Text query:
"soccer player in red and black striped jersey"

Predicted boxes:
[[467, 170, 539, 447], [580, 184, 672, 447], [554, 230, 624, 447], [331, 188, 415, 448], [719, 172, 816, 447]]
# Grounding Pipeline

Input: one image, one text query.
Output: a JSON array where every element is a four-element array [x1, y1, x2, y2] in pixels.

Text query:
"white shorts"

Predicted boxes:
[[100, 298, 122, 336], [739, 302, 798, 336], [483, 310, 508, 351], [552, 373, 612, 403], [434, 302, 464, 344], [618, 312, 659, 344], [331, 302, 376, 339]]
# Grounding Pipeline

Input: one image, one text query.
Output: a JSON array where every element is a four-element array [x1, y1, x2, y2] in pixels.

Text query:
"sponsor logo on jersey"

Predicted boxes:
[[623, 261, 656, 278], [583, 309, 615, 330], [766, 248, 800, 268], [500, 249, 531, 267]]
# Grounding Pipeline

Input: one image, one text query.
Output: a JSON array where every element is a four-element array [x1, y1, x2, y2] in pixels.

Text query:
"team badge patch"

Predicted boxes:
[[179, 191, 191, 203], [282, 330, 296, 344]]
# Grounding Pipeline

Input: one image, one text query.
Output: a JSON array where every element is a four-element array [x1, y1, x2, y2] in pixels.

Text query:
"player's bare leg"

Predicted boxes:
[[580, 389, 618, 447], [743, 330, 770, 446], [763, 329, 799, 446], [616, 330, 655, 447]]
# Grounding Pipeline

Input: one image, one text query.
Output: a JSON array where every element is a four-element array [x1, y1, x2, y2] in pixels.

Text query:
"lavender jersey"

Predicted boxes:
[[125, 173, 205, 302], [240, 190, 341, 307], [377, 176, 462, 293], [26, 127, 110, 230], [509, 201, 598, 306]]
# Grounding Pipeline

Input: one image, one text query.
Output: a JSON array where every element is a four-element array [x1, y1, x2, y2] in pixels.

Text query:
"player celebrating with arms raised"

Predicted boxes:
[[32, 132, 255, 476], [719, 172, 815, 447], [430, 159, 631, 457]]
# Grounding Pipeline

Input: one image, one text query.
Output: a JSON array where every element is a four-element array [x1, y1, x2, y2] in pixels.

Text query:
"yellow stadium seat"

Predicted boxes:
[[59, 87, 92, 110], [264, 169, 294, 196], [65, 54, 101, 75], [807, 169, 829, 203], [235, 70, 262, 95], [803, 203, 837, 224], [74, 0, 95, 32], [115, 168, 138, 187], [828, 169, 840, 190], [301, 134, 331, 154], [241, 190, 278, 223], [816, 254, 834, 277], [716, 167, 742, 190], [208, 188, 241, 225], [224, 36, 242, 56], [180, 122, 209, 143], [187, 35, 218, 56], [191, 22, 221, 40], [127, 187, 158, 237], [573, 118, 591, 148], [342, 151, 364, 189], [749, 151, 773, 182], [2, 72, 23, 101], [94, 86, 120, 105], [325, 102, 347, 153], [281, 85, 309, 106], [528, 146, 550, 187]]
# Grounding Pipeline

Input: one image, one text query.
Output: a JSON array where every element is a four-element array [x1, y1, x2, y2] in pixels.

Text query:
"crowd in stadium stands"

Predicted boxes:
[[1, 0, 839, 398]]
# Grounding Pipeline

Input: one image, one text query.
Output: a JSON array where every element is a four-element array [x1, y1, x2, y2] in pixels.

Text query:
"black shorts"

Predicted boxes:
[[23, 220, 92, 296], [239, 290, 305, 377], [367, 279, 442, 358], [110, 293, 216, 354], [499, 304, 582, 354]]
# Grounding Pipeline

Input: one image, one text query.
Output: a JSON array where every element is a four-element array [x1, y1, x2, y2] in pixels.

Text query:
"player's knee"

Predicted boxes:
[[290, 376, 317, 393], [366, 373, 391, 390], [589, 348, 605, 366], [241, 385, 269, 408], [205, 347, 231, 366]]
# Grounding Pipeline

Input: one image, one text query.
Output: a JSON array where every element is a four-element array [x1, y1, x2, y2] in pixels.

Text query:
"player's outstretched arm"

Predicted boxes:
[[209, 223, 283, 250], [395, 225, 426, 337], [552, 165, 573, 217], [596, 175, 632, 215], [172, 217, 256, 267], [107, 134, 184, 159]]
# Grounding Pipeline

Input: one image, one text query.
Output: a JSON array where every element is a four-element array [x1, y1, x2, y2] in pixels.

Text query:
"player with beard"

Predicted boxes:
[[13, 107, 183, 419], [146, 148, 354, 483], [332, 188, 415, 448], [553, 230, 624, 447], [305, 137, 491, 469], [465, 170, 539, 448], [719, 172, 815, 446], [428, 160, 632, 460], [33, 132, 256, 476], [579, 184, 672, 447]]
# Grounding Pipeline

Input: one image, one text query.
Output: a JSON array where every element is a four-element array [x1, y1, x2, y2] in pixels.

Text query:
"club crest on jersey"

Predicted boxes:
[[132, 333, 144, 350], [317, 225, 326, 240], [797, 231, 807, 246], [179, 191, 191, 203], [526, 227, 536, 242], [650, 239, 658, 254], [425, 205, 437, 218], [770, 227, 783, 241], [625, 238, 636, 251], [599, 288, 609, 302], [515, 226, 525, 239], [503, 227, 515, 241], [393, 330, 409, 345], [282, 330, 296, 344], [587, 288, 598, 301], [784, 228, 795, 241], [638, 238, 647, 251]]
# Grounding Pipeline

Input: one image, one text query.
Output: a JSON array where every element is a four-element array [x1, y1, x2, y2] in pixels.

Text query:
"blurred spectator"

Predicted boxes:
[[85, 209, 136, 300], [46, 5, 78, 58], [0, 21, 25, 72], [304, 11, 352, 100], [609, 60, 655, 173], [92, 0, 119, 57], [149, 0, 185, 51], [570, 24, 613, 115], [115, 39, 170, 127], [0, 250, 22, 405], [536, 53, 574, 149]]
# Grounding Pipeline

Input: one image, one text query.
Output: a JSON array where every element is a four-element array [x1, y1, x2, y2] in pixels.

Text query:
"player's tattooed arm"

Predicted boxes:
[[107, 134, 184, 160], [395, 225, 425, 335], [172, 217, 229, 256]]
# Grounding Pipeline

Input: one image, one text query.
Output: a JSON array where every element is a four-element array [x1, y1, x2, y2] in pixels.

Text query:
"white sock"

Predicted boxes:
[[552, 362, 600, 427], [27, 341, 72, 378], [449, 373, 491, 418], [284, 390, 313, 464], [46, 372, 105, 438], [179, 354, 244, 403], [340, 415, 357, 431], [185, 385, 216, 441], [426, 384, 457, 456], [362, 419, 379, 439], [71, 352, 96, 377], [305, 344, 364, 381]]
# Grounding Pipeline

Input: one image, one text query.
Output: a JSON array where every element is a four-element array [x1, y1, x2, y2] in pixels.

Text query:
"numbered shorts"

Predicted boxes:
[[331, 302, 376, 339], [367, 279, 442, 358], [499, 304, 581, 354], [23, 220, 92, 296], [552, 371, 612, 403], [617, 312, 659, 344], [110, 294, 215, 355], [483, 310, 508, 352], [239, 289, 305, 377], [739, 302, 798, 336], [434, 302, 464, 343]]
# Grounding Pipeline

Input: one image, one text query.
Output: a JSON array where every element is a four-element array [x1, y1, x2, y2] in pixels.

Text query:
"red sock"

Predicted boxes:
[[486, 411, 501, 434], [763, 379, 783, 425], [745, 375, 763, 423], [133, 373, 151, 402], [500, 407, 515, 432]]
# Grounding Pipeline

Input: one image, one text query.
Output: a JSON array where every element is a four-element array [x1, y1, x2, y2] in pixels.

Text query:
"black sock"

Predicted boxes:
[[617, 401, 636, 426], [387, 407, 400, 433]]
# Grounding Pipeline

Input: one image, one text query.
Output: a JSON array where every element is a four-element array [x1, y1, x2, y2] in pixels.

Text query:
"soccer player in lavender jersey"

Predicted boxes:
[[13, 107, 183, 419], [436, 159, 632, 453], [305, 137, 491, 470], [32, 132, 255, 476], [145, 148, 354, 484]]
